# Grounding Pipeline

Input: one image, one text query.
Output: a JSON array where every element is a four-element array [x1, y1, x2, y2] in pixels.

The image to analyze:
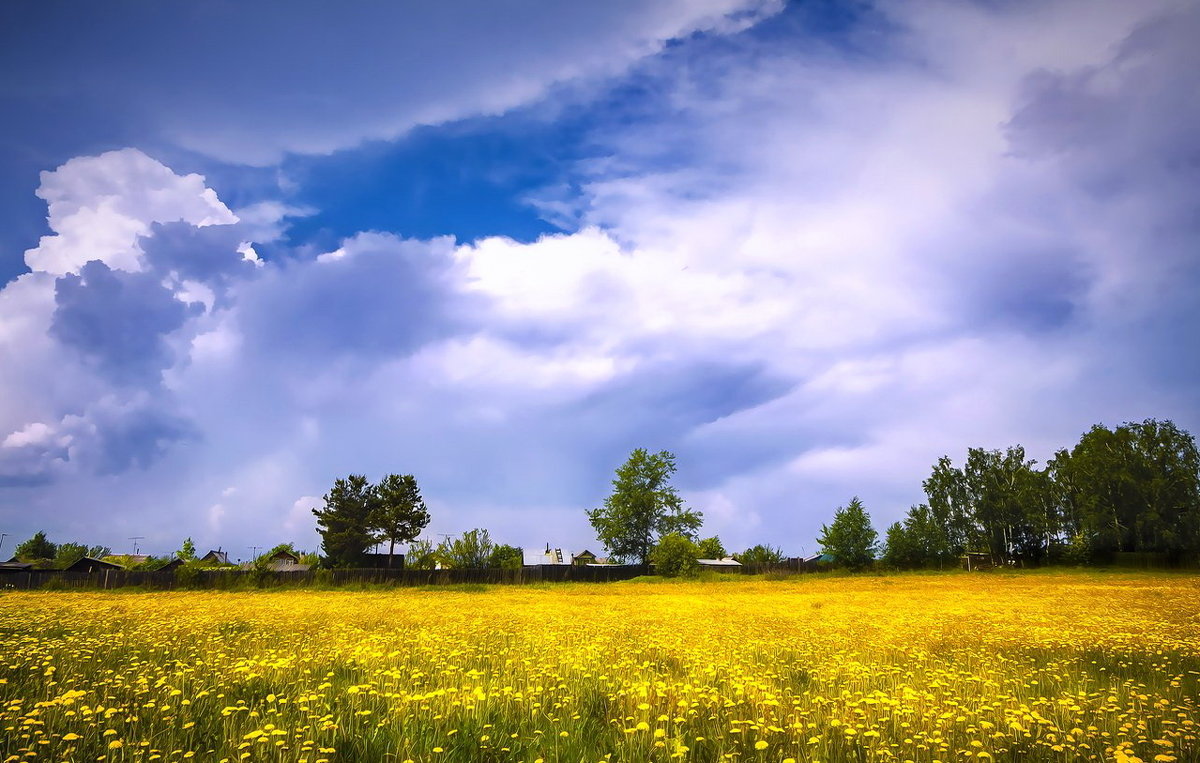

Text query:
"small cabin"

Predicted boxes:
[[698, 557, 742, 569], [572, 549, 598, 566], [156, 558, 185, 572], [960, 551, 994, 571], [266, 549, 301, 566], [361, 552, 405, 569], [200, 550, 229, 565], [0, 560, 33, 574], [66, 556, 124, 573]]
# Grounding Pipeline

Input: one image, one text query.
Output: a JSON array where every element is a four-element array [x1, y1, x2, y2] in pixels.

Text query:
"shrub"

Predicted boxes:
[[651, 533, 700, 578]]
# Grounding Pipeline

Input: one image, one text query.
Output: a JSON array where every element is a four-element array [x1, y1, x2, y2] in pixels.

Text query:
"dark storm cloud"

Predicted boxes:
[[235, 234, 475, 362], [50, 260, 199, 385], [141, 222, 249, 291]]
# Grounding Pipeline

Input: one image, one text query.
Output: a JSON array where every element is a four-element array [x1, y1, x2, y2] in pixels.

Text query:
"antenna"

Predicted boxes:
[[0, 533, 8, 555], [129, 536, 144, 555], [248, 545, 261, 560]]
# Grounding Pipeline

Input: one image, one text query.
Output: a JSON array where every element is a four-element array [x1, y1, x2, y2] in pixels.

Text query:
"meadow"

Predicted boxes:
[[1, 571, 1197, 763]]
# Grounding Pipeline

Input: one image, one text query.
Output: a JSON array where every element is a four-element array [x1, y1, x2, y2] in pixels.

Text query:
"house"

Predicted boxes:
[[66, 556, 124, 573], [798, 553, 834, 570], [199, 549, 229, 565], [103, 554, 149, 567], [698, 557, 742, 569], [527, 544, 570, 566], [961, 551, 993, 571], [0, 560, 33, 574], [254, 549, 309, 572], [156, 558, 185, 572], [267, 561, 311, 572], [360, 552, 405, 569], [266, 549, 301, 566], [572, 549, 598, 566]]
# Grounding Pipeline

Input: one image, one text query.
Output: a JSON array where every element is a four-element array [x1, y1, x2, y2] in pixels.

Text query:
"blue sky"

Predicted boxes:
[[1, 0, 1197, 560]]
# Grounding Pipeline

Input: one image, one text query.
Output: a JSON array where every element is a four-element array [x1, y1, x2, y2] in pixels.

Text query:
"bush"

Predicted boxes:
[[174, 564, 202, 589], [735, 544, 786, 565], [650, 533, 700, 578]]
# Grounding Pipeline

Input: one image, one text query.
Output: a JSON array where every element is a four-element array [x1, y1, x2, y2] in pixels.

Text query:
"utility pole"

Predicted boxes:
[[0, 533, 8, 556], [248, 546, 261, 561], [129, 536, 144, 555]]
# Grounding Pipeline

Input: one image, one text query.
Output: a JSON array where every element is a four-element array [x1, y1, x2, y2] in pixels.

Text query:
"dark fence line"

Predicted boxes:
[[0, 564, 662, 591]]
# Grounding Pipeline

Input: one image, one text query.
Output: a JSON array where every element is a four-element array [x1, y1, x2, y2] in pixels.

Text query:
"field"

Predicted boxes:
[[1, 572, 1197, 762]]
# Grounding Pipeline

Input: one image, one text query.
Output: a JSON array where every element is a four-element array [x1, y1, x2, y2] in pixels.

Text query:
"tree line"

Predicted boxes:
[[883, 418, 1199, 568], [13, 417, 1193, 576]]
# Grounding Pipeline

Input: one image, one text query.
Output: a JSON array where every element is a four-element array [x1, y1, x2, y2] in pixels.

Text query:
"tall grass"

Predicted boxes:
[[1, 571, 1196, 762]]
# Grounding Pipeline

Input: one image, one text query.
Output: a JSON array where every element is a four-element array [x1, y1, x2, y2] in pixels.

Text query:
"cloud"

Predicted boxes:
[[0, 0, 1196, 558], [51, 261, 200, 385], [0, 1, 782, 166], [24, 149, 236, 276]]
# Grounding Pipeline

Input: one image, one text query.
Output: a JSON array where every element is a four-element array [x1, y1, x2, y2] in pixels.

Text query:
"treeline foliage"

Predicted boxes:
[[885, 419, 1200, 568], [818, 497, 878, 570], [587, 448, 702, 566], [404, 529, 525, 571], [10, 531, 111, 569], [313, 473, 430, 567]]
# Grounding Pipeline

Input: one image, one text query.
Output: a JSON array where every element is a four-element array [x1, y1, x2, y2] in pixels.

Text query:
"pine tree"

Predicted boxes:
[[817, 497, 878, 570]]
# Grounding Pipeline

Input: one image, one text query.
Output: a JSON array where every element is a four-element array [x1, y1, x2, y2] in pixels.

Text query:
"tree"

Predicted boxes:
[[696, 536, 726, 559], [14, 531, 57, 562], [52, 542, 110, 569], [313, 474, 377, 567], [439, 528, 495, 569], [881, 522, 919, 570], [488, 544, 524, 570], [587, 449, 702, 566], [651, 533, 700, 577], [178, 537, 196, 561], [923, 457, 972, 556], [1049, 419, 1200, 558], [734, 544, 786, 565], [901, 503, 954, 568], [406, 539, 438, 570], [373, 474, 430, 568], [817, 496, 878, 570]]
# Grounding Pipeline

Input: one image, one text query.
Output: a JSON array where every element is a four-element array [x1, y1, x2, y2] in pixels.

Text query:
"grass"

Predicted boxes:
[[0, 570, 1197, 762]]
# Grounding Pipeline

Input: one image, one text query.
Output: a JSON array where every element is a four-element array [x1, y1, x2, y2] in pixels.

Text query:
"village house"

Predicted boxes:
[[66, 556, 125, 573], [697, 557, 742, 570], [571, 549, 598, 566]]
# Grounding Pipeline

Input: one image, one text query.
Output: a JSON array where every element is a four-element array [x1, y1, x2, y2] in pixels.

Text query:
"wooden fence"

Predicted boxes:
[[0, 564, 659, 591], [0, 561, 815, 591]]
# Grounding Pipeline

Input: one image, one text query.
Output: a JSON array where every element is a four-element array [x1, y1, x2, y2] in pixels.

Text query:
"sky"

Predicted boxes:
[[0, 0, 1197, 561]]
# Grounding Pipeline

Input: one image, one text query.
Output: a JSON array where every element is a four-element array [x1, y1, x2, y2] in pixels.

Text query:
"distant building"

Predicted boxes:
[[199, 550, 229, 565], [698, 557, 742, 569], [527, 544, 570, 566], [360, 552, 405, 569], [103, 554, 149, 567], [798, 553, 834, 570], [0, 560, 33, 574], [267, 561, 311, 572], [572, 550, 598, 566], [961, 551, 993, 571], [266, 549, 301, 565], [66, 556, 124, 573], [156, 558, 185, 572]]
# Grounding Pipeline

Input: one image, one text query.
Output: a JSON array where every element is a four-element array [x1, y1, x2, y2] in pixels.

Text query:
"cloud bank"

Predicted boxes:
[[0, 0, 1196, 559]]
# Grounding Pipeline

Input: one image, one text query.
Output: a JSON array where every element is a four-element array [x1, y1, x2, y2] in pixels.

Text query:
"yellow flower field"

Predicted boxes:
[[1, 572, 1197, 762]]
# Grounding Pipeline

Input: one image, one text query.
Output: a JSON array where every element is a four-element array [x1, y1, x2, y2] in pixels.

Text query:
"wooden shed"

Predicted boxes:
[[66, 556, 124, 573]]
